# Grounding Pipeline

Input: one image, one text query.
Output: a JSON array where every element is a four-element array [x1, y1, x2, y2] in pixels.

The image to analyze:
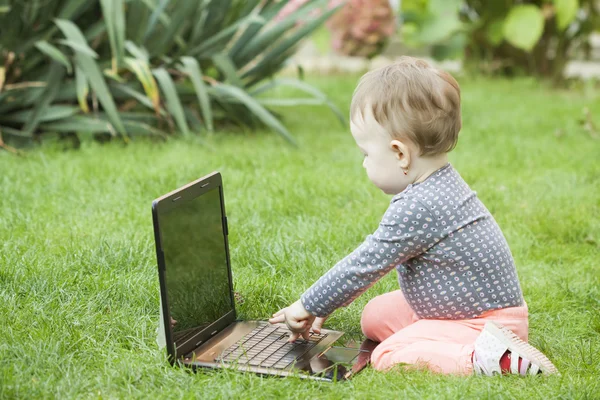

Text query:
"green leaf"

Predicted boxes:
[[212, 53, 244, 88], [21, 62, 65, 137], [125, 57, 160, 114], [554, 0, 579, 30], [55, 18, 126, 136], [241, 4, 342, 80], [428, 0, 461, 15], [503, 5, 544, 51], [75, 66, 90, 113], [188, 14, 265, 57], [179, 57, 213, 132], [34, 41, 73, 74], [250, 78, 346, 126], [56, 39, 99, 58], [1, 106, 79, 124], [485, 20, 505, 46], [416, 11, 462, 44], [124, 41, 149, 63], [39, 115, 112, 133], [256, 98, 329, 106], [0, 0, 10, 14], [57, 0, 93, 20], [431, 32, 467, 60], [122, 120, 167, 137], [100, 0, 126, 69], [153, 67, 190, 136], [143, 0, 170, 42], [154, 0, 197, 55], [228, 0, 288, 51], [213, 83, 296, 144]]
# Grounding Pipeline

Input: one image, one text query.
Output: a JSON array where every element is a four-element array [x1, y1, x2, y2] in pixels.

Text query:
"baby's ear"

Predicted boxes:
[[390, 139, 407, 157], [390, 139, 412, 168]]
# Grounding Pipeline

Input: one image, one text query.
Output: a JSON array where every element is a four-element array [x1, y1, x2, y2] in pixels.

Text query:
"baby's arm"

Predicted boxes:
[[270, 194, 438, 338], [300, 195, 438, 317]]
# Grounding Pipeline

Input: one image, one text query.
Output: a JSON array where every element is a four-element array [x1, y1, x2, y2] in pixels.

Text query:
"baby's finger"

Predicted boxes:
[[312, 317, 326, 334], [271, 309, 285, 317], [268, 314, 285, 324], [288, 331, 301, 342], [301, 329, 310, 341]]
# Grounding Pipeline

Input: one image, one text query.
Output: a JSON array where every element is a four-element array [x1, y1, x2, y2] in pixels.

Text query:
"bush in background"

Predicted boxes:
[[0, 0, 344, 148], [402, 0, 599, 81], [277, 0, 398, 58]]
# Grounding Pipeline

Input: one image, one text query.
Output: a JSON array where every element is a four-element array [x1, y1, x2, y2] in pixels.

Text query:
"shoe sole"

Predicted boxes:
[[485, 321, 559, 376]]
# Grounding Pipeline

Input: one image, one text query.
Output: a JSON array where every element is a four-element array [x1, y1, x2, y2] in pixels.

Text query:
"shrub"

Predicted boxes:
[[276, 0, 398, 59], [0, 0, 344, 148], [402, 0, 599, 81]]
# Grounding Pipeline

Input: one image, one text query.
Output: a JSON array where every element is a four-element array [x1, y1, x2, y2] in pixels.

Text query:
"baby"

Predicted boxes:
[[269, 57, 558, 376]]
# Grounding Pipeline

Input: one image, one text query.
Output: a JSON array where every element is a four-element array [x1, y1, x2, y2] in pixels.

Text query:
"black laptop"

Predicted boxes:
[[152, 172, 372, 381]]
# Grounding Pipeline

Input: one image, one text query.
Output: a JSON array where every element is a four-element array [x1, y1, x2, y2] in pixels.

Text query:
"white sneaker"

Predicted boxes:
[[472, 321, 559, 376]]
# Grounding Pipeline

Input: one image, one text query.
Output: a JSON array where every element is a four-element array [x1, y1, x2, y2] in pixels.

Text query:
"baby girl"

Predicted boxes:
[[270, 57, 557, 376]]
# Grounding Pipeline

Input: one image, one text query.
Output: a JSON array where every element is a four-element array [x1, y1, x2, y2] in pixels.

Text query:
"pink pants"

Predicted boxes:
[[361, 290, 529, 375]]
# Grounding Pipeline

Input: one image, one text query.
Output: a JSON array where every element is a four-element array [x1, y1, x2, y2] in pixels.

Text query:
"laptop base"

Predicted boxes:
[[181, 321, 370, 381]]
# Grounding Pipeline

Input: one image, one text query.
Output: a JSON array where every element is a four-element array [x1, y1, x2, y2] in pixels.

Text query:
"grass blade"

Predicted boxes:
[[34, 41, 73, 74], [153, 67, 190, 136], [179, 56, 213, 132], [212, 83, 296, 145]]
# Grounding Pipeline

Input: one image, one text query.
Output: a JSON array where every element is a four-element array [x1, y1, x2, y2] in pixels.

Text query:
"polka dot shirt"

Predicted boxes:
[[301, 164, 525, 319]]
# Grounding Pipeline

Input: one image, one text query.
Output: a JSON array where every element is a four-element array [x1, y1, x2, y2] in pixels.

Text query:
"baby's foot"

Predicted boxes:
[[472, 321, 558, 376]]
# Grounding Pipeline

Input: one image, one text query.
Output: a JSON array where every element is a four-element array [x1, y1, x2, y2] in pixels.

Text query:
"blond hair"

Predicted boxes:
[[350, 57, 461, 156]]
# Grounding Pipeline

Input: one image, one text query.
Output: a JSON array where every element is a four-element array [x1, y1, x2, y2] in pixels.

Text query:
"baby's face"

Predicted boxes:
[[351, 108, 413, 195]]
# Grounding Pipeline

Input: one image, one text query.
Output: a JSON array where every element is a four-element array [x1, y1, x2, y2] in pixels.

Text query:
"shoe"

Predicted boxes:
[[472, 321, 559, 376]]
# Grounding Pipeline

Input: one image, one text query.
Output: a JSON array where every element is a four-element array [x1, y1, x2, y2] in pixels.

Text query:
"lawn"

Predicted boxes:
[[1, 75, 599, 399]]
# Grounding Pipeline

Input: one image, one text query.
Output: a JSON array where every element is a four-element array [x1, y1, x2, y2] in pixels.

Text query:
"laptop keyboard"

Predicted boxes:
[[216, 324, 328, 369]]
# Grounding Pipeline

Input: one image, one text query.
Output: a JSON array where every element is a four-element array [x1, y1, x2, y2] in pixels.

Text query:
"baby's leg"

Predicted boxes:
[[370, 306, 528, 375], [360, 290, 420, 342]]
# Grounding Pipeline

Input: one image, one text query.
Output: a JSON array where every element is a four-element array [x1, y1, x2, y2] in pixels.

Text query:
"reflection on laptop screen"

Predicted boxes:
[[160, 187, 233, 349]]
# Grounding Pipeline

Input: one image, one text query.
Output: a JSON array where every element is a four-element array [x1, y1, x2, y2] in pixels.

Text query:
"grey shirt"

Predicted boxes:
[[301, 164, 524, 319]]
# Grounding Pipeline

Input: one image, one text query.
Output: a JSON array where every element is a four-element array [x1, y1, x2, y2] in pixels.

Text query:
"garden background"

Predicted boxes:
[[1, 1, 599, 398]]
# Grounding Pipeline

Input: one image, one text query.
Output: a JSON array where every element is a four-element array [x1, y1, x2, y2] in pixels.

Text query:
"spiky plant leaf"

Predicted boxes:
[[55, 18, 126, 136], [34, 41, 73, 73], [153, 67, 190, 136], [179, 56, 213, 132]]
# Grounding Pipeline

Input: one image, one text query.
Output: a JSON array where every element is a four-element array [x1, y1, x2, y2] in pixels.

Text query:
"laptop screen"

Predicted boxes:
[[160, 186, 234, 351]]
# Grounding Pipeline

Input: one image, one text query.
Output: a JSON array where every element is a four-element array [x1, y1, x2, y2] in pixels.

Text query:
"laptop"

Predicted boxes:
[[152, 172, 373, 381]]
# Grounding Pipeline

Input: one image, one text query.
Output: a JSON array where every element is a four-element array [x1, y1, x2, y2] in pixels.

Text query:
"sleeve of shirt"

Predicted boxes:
[[300, 194, 439, 317]]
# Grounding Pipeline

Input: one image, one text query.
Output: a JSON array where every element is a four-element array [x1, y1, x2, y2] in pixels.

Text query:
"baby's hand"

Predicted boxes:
[[269, 300, 320, 342]]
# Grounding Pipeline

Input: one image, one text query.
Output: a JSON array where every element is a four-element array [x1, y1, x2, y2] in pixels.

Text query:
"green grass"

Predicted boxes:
[[1, 75, 599, 399]]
